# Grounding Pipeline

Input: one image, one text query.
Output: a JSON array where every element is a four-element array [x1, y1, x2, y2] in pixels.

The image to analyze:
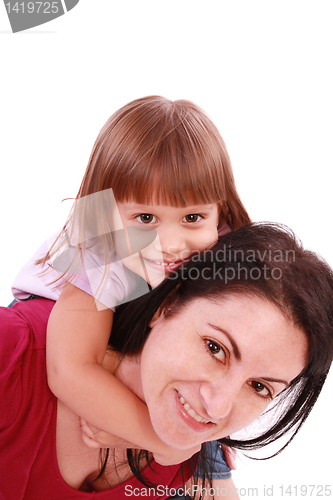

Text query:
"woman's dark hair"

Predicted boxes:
[[103, 223, 333, 495]]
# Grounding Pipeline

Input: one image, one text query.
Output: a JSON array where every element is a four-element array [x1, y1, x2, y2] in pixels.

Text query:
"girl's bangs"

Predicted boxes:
[[111, 138, 226, 207]]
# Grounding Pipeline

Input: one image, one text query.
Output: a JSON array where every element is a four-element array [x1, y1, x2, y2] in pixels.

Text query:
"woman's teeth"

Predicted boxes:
[[178, 393, 210, 424]]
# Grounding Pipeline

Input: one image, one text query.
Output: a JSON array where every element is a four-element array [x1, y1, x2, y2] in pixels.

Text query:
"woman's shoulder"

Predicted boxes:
[[0, 299, 58, 499], [0, 298, 55, 429], [1, 297, 55, 348]]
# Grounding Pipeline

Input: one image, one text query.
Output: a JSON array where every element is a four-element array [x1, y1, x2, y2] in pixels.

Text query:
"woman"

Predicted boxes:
[[1, 223, 332, 499]]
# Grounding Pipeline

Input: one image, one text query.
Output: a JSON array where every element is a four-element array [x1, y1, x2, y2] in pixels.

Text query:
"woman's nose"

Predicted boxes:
[[200, 378, 241, 422]]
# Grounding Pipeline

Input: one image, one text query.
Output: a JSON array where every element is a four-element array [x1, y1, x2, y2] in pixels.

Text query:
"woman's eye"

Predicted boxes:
[[183, 214, 202, 223], [206, 340, 226, 362], [136, 214, 157, 224], [248, 381, 272, 399]]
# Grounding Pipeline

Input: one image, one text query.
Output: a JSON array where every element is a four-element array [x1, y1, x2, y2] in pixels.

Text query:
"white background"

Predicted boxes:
[[1, 2, 332, 498]]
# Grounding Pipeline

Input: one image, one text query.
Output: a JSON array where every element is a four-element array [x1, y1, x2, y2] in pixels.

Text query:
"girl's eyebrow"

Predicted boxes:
[[119, 203, 159, 213], [121, 203, 216, 212], [207, 323, 242, 361], [186, 204, 215, 211], [119, 203, 149, 213]]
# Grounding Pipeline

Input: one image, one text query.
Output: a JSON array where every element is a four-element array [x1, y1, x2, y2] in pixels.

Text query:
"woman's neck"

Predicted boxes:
[[114, 353, 145, 401]]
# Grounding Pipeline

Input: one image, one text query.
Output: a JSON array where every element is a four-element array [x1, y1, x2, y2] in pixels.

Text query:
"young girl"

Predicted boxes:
[[12, 96, 250, 465]]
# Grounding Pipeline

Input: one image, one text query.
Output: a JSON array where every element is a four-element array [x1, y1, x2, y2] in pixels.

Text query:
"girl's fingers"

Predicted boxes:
[[221, 443, 237, 470], [80, 418, 101, 448]]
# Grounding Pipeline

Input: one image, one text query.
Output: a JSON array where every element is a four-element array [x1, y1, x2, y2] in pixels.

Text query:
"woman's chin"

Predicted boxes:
[[149, 391, 213, 451], [151, 416, 202, 451], [156, 431, 200, 451]]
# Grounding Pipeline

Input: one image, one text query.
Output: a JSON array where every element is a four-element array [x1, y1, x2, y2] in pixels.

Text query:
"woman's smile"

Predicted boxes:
[[177, 392, 211, 424]]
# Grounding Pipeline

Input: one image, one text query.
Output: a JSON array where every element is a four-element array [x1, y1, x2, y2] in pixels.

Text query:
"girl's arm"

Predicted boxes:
[[46, 283, 199, 465]]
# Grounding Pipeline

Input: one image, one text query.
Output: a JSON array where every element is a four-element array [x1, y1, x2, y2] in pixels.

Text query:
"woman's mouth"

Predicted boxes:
[[177, 392, 210, 424]]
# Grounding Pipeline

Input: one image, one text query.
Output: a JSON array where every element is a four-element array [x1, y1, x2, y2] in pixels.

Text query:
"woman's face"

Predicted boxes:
[[139, 295, 308, 450]]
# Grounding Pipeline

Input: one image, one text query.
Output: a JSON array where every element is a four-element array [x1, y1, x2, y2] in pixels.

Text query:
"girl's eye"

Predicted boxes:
[[248, 381, 272, 399], [136, 214, 157, 224], [206, 340, 226, 362], [183, 214, 202, 223]]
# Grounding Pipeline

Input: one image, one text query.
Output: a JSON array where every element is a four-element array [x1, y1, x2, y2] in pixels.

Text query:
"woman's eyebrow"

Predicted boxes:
[[261, 377, 289, 388], [207, 323, 242, 361], [207, 323, 290, 387]]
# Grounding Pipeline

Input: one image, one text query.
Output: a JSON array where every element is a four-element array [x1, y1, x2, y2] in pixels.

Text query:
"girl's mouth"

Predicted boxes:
[[144, 258, 183, 273]]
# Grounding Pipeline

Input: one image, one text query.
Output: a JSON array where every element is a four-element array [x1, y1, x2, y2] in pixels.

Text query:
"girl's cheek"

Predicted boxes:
[[205, 228, 219, 250]]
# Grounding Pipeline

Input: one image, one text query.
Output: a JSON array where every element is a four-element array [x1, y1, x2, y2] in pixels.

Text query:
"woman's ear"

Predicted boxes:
[[148, 306, 166, 328]]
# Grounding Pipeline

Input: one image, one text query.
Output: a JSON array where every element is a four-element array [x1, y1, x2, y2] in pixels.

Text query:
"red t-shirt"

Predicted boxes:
[[0, 299, 195, 499]]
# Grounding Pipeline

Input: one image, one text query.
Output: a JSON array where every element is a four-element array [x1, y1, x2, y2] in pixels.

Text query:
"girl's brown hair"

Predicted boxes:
[[78, 95, 250, 230], [39, 96, 250, 293]]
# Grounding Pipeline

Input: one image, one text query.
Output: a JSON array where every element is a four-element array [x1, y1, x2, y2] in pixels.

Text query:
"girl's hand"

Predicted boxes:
[[80, 418, 136, 449], [80, 417, 201, 465], [221, 443, 237, 470]]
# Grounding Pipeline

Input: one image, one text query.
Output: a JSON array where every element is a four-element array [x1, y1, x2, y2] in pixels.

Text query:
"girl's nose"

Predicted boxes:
[[154, 225, 188, 256]]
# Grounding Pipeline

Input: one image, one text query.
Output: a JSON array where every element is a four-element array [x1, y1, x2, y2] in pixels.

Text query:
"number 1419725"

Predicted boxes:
[[5, 2, 60, 14], [280, 485, 331, 496]]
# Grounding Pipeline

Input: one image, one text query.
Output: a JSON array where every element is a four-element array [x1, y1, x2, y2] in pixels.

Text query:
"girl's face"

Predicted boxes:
[[136, 295, 308, 450], [113, 201, 220, 287]]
